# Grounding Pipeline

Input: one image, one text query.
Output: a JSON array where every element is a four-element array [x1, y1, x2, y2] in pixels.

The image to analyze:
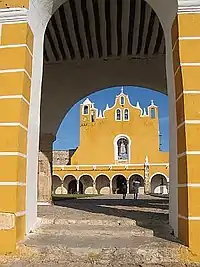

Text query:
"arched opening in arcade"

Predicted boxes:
[[129, 174, 144, 195], [95, 175, 110, 195], [52, 175, 62, 195], [112, 175, 127, 194], [63, 175, 77, 194], [68, 179, 83, 194], [79, 175, 94, 194], [150, 173, 169, 195]]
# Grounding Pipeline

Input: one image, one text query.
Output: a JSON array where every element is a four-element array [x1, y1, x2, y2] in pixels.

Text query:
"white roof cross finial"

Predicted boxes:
[[99, 110, 103, 118], [151, 100, 154, 106], [106, 104, 109, 110], [121, 86, 124, 94], [136, 101, 141, 109]]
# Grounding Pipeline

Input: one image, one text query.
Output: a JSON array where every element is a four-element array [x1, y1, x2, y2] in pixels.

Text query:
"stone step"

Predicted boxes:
[[35, 224, 153, 238], [24, 236, 182, 265], [38, 217, 137, 226]]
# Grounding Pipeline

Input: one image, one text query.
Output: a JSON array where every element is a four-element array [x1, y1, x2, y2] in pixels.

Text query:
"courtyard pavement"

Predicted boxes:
[[0, 194, 199, 266]]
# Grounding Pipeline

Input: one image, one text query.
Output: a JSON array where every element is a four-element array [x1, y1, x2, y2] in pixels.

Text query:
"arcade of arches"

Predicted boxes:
[[52, 173, 168, 196], [0, 0, 200, 261]]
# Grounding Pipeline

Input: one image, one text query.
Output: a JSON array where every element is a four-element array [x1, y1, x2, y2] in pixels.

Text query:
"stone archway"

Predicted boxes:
[[150, 173, 168, 195], [95, 174, 110, 195], [129, 174, 144, 195], [79, 175, 94, 194]]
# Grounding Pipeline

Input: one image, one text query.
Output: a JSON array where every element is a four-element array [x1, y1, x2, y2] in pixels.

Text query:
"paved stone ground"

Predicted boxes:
[[0, 194, 200, 266]]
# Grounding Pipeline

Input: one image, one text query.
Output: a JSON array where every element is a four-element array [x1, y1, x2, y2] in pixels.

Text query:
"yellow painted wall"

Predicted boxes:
[[71, 91, 168, 165]]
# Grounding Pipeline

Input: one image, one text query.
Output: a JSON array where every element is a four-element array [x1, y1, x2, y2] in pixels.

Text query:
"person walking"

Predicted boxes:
[[133, 180, 140, 200], [121, 181, 127, 199]]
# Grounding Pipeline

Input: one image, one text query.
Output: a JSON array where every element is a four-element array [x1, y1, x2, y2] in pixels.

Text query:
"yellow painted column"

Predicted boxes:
[[0, 3, 33, 253], [172, 12, 200, 259]]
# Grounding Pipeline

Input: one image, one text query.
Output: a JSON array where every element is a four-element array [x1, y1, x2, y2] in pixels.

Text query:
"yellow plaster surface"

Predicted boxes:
[[178, 154, 200, 184], [0, 72, 31, 101], [0, 126, 27, 154], [181, 66, 200, 91], [0, 47, 32, 77], [0, 186, 25, 213], [178, 13, 200, 37], [0, 98, 29, 127], [179, 39, 200, 63], [0, 0, 29, 9], [16, 215, 25, 242], [0, 228, 16, 254], [0, 156, 26, 183], [1, 23, 33, 52], [70, 94, 168, 166]]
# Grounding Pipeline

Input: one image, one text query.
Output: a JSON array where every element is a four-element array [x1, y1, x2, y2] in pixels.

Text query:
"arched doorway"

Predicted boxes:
[[79, 175, 94, 194], [150, 174, 168, 195], [63, 175, 77, 194], [112, 175, 127, 194], [52, 175, 62, 195], [95, 175, 110, 195], [68, 180, 83, 194], [129, 174, 144, 195]]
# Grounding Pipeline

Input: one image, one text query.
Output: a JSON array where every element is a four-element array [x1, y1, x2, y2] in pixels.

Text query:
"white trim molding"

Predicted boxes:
[[178, 0, 200, 13], [0, 122, 28, 131], [0, 8, 28, 24], [15, 210, 26, 217], [53, 163, 169, 168], [178, 214, 200, 220], [178, 151, 200, 158], [79, 173, 94, 180], [95, 173, 110, 180], [0, 95, 29, 105], [128, 173, 144, 180], [0, 181, 26, 186], [0, 152, 27, 158], [0, 69, 31, 80], [149, 172, 169, 183], [177, 120, 200, 130], [178, 183, 200, 187], [0, 44, 33, 57]]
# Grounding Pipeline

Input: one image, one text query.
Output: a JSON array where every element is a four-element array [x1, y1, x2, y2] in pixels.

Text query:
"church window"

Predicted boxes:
[[117, 137, 129, 161], [151, 108, 156, 119], [83, 105, 89, 115], [115, 109, 121, 121], [120, 96, 125, 105], [124, 109, 129, 121]]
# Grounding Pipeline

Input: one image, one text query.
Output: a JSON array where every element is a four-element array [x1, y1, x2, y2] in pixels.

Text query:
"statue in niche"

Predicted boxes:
[[117, 138, 128, 160]]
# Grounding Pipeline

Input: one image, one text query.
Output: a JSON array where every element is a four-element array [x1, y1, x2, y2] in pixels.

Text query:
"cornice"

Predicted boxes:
[[178, 0, 200, 13], [0, 8, 28, 23]]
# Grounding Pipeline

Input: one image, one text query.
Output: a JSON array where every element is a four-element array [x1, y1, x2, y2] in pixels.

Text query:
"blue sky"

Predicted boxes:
[[53, 86, 169, 151]]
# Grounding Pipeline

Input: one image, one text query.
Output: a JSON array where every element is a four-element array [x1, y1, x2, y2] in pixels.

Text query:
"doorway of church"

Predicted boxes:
[[68, 180, 83, 194]]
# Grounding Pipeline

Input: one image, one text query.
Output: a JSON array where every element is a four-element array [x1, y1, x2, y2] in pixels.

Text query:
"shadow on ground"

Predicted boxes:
[[52, 196, 180, 244]]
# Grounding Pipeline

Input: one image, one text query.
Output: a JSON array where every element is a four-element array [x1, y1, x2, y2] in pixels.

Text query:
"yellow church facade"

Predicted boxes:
[[53, 89, 169, 196]]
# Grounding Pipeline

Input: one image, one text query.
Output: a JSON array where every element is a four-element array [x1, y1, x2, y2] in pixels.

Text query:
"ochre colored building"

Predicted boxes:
[[53, 89, 169, 196]]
